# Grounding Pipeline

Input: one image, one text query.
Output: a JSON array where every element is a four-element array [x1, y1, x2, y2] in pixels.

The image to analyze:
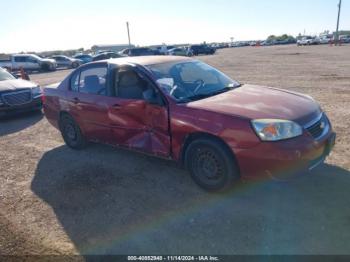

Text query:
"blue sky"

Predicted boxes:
[[1, 0, 349, 53]]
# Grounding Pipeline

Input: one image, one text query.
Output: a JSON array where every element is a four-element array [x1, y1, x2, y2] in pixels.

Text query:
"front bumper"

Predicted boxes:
[[234, 130, 336, 180], [0, 96, 42, 117]]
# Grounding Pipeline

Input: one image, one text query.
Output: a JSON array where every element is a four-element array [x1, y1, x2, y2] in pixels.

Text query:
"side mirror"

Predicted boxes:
[[143, 88, 163, 106]]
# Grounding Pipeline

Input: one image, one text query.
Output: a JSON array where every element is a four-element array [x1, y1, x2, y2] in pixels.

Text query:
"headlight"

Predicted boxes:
[[251, 119, 303, 141], [31, 86, 43, 98]]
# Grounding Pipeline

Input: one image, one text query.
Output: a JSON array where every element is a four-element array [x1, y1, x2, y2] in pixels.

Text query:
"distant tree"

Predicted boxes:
[[267, 35, 276, 41], [267, 34, 296, 42]]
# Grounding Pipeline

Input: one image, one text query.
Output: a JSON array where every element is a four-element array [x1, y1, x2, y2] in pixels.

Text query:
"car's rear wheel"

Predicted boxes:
[[185, 138, 240, 191], [59, 114, 87, 149], [41, 64, 49, 72]]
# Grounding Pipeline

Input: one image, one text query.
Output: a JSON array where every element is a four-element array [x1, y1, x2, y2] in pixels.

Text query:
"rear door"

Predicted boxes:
[[108, 66, 171, 157], [66, 63, 115, 144]]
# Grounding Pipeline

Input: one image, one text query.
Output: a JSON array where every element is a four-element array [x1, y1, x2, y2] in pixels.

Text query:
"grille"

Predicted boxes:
[[306, 114, 327, 139], [2, 90, 32, 106]]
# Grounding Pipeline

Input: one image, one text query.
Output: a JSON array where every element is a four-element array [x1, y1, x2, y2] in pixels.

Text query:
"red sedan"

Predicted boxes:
[[43, 56, 336, 191]]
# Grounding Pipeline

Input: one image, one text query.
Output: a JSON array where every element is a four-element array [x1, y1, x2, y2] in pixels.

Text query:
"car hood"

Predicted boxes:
[[0, 79, 37, 92], [186, 84, 321, 126]]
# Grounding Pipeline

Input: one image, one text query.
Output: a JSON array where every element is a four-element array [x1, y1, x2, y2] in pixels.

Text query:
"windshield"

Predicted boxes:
[[147, 61, 240, 102], [30, 54, 43, 60], [0, 68, 15, 81]]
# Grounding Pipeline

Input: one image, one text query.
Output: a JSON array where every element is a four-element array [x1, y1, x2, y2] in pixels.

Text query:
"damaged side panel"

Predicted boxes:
[[108, 99, 171, 157]]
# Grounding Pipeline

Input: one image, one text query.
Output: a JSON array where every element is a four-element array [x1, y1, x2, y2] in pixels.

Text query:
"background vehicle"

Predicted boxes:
[[319, 36, 333, 44], [188, 44, 216, 55], [230, 41, 250, 47], [297, 36, 320, 46], [0, 67, 42, 117], [43, 56, 335, 191], [73, 54, 93, 64], [339, 35, 350, 43], [0, 54, 57, 72], [167, 47, 192, 57], [51, 55, 82, 69], [157, 45, 176, 55], [118, 48, 160, 57], [92, 52, 123, 61], [261, 41, 273, 46]]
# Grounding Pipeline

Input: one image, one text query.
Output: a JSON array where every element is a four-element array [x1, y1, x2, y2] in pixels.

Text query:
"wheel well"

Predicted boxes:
[[59, 111, 70, 119], [180, 132, 240, 173]]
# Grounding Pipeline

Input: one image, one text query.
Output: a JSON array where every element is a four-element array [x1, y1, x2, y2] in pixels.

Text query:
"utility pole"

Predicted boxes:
[[335, 0, 342, 45], [126, 22, 131, 48]]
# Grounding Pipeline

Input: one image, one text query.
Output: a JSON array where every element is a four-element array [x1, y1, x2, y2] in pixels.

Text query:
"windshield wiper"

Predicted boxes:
[[185, 86, 236, 102]]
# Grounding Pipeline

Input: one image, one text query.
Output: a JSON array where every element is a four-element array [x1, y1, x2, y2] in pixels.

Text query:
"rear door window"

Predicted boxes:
[[79, 66, 107, 95], [14, 57, 26, 63]]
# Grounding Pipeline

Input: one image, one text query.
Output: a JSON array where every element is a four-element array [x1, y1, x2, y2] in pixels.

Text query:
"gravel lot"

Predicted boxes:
[[1, 45, 350, 255]]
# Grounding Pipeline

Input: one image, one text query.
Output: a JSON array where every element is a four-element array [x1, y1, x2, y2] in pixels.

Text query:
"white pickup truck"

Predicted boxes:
[[0, 54, 57, 72], [297, 36, 320, 46]]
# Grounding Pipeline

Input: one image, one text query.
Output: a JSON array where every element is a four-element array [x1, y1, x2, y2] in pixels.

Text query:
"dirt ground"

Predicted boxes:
[[1, 45, 350, 255]]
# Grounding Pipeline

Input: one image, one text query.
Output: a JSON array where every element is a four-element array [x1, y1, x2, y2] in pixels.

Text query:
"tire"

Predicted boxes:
[[59, 114, 87, 149], [49, 63, 56, 71], [41, 64, 50, 72], [72, 62, 79, 68], [185, 138, 240, 191]]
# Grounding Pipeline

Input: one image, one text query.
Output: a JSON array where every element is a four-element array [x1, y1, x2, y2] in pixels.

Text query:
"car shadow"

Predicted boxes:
[[0, 110, 43, 136], [31, 144, 350, 255]]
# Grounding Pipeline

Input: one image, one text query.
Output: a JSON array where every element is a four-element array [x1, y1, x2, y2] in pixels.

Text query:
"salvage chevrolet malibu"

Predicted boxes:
[[43, 56, 336, 191]]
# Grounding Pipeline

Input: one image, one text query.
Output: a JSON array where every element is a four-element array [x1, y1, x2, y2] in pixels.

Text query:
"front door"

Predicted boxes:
[[25, 56, 41, 70], [108, 66, 171, 157]]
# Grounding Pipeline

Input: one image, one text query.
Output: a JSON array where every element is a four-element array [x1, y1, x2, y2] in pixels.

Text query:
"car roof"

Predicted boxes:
[[102, 55, 193, 66]]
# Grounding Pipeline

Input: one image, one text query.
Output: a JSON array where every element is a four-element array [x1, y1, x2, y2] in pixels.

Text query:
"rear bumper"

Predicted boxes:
[[0, 97, 42, 117], [234, 131, 336, 180]]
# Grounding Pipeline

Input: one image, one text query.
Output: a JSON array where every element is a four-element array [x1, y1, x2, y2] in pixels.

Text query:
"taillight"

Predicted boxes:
[[41, 93, 46, 104]]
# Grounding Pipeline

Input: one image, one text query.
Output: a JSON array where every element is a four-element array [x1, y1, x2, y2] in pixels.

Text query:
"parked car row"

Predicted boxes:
[[117, 45, 216, 57], [297, 35, 350, 46]]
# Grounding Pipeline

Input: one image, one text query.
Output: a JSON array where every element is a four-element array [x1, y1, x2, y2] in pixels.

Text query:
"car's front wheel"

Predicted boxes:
[[72, 62, 79, 68], [59, 114, 87, 149], [185, 138, 240, 191]]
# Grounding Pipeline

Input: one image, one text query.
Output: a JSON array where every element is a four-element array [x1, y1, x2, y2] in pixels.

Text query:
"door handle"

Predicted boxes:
[[111, 104, 122, 109]]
